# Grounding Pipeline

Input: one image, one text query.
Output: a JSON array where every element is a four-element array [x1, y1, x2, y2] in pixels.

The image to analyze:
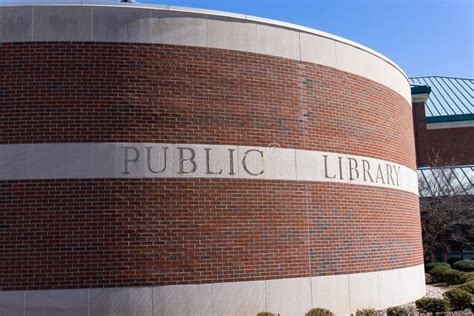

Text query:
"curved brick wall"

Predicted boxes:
[[2, 179, 421, 290], [0, 5, 424, 315], [0, 43, 415, 168]]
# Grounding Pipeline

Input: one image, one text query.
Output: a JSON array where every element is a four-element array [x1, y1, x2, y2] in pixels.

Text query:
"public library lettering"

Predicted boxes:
[[121, 145, 401, 187]]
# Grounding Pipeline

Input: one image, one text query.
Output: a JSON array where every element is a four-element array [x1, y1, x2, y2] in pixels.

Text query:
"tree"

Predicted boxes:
[[418, 153, 474, 262]]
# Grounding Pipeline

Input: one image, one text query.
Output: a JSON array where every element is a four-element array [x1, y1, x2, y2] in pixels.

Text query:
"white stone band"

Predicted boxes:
[[0, 264, 425, 316], [0, 4, 411, 104], [427, 120, 474, 129], [0, 143, 418, 195]]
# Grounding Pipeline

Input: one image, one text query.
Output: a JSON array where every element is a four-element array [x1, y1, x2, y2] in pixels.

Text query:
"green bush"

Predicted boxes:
[[305, 308, 335, 316], [386, 306, 416, 315], [402, 305, 416, 314], [425, 273, 434, 284], [453, 259, 474, 272], [429, 265, 451, 282], [256, 313, 277, 316], [425, 262, 450, 272], [442, 268, 468, 284], [430, 266, 468, 284], [459, 272, 474, 283], [448, 257, 462, 265], [444, 288, 472, 311], [386, 306, 402, 315], [355, 308, 376, 316], [415, 297, 450, 313], [458, 280, 474, 294]]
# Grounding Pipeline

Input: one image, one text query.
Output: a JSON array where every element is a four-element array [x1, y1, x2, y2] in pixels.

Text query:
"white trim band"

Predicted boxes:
[[0, 4, 411, 104], [426, 120, 474, 130], [0, 264, 425, 316], [0, 143, 419, 195]]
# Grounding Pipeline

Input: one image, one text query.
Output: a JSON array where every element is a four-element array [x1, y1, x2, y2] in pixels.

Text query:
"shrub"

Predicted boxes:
[[448, 257, 462, 265], [430, 267, 468, 284], [402, 305, 416, 314], [355, 308, 376, 316], [459, 272, 474, 283], [458, 280, 474, 294], [415, 297, 450, 313], [386, 306, 402, 315], [425, 273, 433, 284], [305, 308, 335, 316], [425, 262, 450, 272], [257, 313, 277, 316], [453, 259, 474, 272], [386, 306, 416, 315], [443, 288, 473, 311], [429, 265, 451, 282], [441, 268, 468, 284]]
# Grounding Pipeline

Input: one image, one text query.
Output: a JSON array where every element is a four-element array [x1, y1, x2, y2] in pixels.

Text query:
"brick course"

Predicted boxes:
[[0, 179, 421, 290], [0, 42, 422, 290]]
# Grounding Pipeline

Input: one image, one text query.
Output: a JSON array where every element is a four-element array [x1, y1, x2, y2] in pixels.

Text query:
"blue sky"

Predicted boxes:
[[140, 0, 473, 79]]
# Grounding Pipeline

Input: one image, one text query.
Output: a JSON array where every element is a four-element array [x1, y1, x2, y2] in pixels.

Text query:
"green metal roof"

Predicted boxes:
[[409, 77, 473, 120]]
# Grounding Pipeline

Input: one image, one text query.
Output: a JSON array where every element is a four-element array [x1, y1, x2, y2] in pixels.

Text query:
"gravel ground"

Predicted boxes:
[[400, 284, 471, 313], [425, 284, 451, 298], [400, 284, 453, 309]]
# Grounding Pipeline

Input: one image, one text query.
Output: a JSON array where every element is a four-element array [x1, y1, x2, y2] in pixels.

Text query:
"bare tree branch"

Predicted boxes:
[[418, 151, 474, 262]]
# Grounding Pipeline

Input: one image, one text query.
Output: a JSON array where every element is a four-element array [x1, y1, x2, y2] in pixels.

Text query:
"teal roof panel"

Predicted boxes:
[[409, 76, 473, 118]]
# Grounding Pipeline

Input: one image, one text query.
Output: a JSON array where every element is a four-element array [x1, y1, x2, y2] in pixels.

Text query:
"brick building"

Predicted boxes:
[[411, 77, 473, 261], [0, 3, 425, 315], [410, 76, 473, 167]]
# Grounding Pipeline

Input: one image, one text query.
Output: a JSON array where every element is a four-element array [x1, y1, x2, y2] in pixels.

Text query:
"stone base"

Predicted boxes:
[[0, 264, 425, 316]]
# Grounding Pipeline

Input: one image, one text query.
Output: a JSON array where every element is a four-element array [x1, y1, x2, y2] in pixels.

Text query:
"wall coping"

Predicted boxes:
[[0, 2, 411, 104], [0, 2, 408, 80]]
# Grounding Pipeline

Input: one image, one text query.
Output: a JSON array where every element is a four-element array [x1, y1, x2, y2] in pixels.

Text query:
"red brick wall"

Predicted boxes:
[[1, 179, 421, 290], [425, 127, 474, 166], [411, 99, 473, 167], [0, 42, 422, 290], [412, 101, 429, 167], [0, 42, 415, 168]]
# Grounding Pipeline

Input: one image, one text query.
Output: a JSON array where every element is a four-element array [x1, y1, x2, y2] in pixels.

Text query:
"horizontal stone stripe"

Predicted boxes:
[[0, 143, 418, 194], [0, 5, 411, 104], [427, 120, 474, 129], [0, 264, 425, 315]]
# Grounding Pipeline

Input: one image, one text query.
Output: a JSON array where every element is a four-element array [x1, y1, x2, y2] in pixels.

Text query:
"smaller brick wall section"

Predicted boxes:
[[412, 100, 473, 167], [426, 127, 474, 166], [412, 102, 429, 166]]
